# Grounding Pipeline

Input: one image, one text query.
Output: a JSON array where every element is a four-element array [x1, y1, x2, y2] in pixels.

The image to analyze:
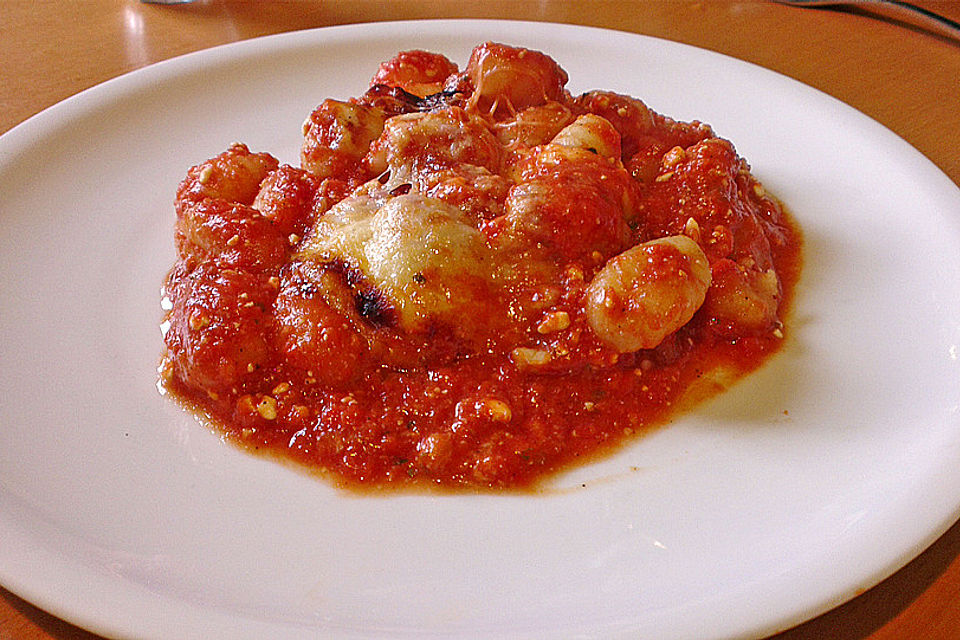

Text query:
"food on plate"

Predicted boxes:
[[158, 42, 802, 490]]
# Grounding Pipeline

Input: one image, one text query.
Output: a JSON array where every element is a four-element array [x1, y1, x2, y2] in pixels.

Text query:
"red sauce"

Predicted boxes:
[[159, 43, 802, 491]]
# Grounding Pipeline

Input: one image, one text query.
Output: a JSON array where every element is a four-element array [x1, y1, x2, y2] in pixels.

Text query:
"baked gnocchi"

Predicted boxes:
[[160, 42, 801, 489]]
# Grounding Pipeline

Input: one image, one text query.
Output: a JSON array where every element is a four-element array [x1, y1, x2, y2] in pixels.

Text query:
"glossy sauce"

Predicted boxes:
[[160, 43, 802, 491]]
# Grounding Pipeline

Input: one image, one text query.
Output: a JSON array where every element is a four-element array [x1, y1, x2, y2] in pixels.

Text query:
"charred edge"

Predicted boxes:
[[354, 288, 395, 327], [415, 89, 464, 112], [357, 84, 464, 116], [356, 85, 420, 116], [323, 259, 397, 328]]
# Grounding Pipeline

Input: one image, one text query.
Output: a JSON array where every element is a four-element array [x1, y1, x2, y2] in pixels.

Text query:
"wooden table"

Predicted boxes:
[[1, 1, 958, 638]]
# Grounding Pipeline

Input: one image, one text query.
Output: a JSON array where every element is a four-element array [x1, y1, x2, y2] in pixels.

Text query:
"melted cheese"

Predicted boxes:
[[299, 191, 498, 336]]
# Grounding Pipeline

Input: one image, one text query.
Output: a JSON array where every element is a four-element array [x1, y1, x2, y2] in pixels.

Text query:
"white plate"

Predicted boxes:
[[2, 19, 960, 640]]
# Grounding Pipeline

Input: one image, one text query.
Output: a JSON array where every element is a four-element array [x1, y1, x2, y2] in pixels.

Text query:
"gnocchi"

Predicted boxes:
[[160, 42, 800, 489]]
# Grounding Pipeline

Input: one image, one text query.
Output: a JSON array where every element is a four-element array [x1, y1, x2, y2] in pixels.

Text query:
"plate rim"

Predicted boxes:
[[2, 18, 960, 640]]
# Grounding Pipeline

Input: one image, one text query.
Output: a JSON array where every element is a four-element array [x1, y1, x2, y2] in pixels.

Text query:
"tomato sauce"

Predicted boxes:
[[159, 43, 802, 491]]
